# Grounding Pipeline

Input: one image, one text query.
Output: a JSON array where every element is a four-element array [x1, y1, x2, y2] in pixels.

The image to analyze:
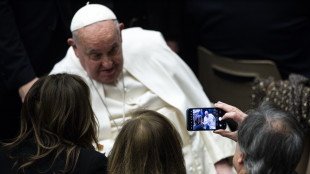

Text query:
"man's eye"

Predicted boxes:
[[90, 54, 101, 60], [109, 47, 118, 56]]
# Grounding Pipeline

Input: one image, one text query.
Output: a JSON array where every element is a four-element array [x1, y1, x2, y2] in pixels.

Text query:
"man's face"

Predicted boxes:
[[73, 20, 124, 84]]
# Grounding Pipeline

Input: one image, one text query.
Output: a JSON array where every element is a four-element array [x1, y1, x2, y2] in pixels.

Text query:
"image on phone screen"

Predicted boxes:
[[186, 108, 226, 131]]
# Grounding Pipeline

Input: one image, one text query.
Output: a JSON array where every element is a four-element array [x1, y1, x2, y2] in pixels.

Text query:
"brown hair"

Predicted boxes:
[[108, 110, 186, 174], [3, 73, 99, 173]]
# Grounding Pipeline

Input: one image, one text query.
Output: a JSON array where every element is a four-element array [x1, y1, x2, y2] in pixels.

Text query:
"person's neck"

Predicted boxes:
[[237, 167, 248, 174]]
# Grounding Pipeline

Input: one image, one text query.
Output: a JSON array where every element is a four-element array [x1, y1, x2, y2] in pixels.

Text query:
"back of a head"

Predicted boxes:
[[108, 110, 186, 174], [5, 73, 99, 173], [22, 73, 98, 148], [238, 102, 304, 174], [194, 114, 202, 125]]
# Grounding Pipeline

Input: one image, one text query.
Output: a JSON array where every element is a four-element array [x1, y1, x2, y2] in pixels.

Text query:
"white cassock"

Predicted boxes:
[[50, 27, 236, 174], [204, 114, 216, 129]]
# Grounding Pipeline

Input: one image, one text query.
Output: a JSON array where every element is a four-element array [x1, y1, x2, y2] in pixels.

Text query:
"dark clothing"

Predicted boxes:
[[182, 0, 310, 79], [194, 125, 204, 130], [0, 0, 102, 141], [251, 73, 310, 131], [0, 142, 108, 174], [113, 0, 184, 44], [0, 0, 86, 89], [0, 0, 184, 141]]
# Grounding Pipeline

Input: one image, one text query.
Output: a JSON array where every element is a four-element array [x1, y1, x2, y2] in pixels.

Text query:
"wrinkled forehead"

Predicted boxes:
[[77, 20, 119, 46]]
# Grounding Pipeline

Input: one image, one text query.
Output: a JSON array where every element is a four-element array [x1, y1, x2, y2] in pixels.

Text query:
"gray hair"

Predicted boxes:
[[72, 19, 120, 46], [238, 101, 304, 174]]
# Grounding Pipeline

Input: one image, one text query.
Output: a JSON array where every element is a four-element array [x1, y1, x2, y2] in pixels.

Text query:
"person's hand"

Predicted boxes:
[[18, 77, 39, 102], [166, 40, 179, 54], [213, 101, 247, 142]]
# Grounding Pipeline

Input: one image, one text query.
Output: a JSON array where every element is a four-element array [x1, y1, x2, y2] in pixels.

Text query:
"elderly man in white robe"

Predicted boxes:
[[203, 110, 216, 129], [50, 3, 236, 174]]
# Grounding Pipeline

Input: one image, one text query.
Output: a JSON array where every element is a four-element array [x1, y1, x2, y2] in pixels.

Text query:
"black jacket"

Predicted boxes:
[[0, 143, 108, 174], [0, 0, 102, 140]]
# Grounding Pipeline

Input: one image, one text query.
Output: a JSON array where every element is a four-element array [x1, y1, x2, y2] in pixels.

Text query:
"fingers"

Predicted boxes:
[[214, 101, 237, 112], [18, 77, 39, 103], [213, 129, 238, 142], [214, 101, 247, 124], [212, 101, 247, 142], [222, 112, 244, 125], [214, 101, 243, 114]]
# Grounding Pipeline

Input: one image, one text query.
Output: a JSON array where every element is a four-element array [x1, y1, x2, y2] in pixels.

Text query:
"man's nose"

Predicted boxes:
[[101, 57, 113, 68]]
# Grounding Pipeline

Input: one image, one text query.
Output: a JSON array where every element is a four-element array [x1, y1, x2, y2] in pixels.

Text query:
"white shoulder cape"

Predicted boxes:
[[50, 27, 235, 174]]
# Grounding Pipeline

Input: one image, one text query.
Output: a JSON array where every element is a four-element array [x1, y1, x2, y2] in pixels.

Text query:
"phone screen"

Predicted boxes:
[[187, 108, 227, 131]]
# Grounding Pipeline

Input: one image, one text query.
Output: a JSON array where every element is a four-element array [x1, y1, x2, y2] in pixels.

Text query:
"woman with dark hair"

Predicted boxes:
[[194, 114, 205, 130], [108, 110, 186, 174], [0, 73, 107, 173]]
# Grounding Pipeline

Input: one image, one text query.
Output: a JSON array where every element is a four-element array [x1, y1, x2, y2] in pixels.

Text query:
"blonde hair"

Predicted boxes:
[[108, 110, 186, 174]]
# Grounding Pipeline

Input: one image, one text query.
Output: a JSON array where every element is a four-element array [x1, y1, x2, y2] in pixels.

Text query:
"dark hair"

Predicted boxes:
[[108, 110, 186, 174], [3, 73, 99, 173], [238, 102, 304, 174], [194, 114, 202, 125]]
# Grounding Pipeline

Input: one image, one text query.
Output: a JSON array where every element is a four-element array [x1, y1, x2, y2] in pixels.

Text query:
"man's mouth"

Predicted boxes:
[[101, 67, 114, 74]]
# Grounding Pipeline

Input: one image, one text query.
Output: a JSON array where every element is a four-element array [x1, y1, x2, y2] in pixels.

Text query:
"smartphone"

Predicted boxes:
[[186, 107, 227, 131]]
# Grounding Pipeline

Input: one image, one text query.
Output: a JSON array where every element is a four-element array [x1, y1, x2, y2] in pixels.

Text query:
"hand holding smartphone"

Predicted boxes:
[[187, 107, 227, 131]]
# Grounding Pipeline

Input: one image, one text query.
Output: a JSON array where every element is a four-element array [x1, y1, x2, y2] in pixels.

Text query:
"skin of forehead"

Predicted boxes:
[[77, 20, 119, 51]]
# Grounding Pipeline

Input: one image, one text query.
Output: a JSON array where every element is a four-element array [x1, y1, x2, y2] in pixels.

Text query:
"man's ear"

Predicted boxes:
[[119, 22, 124, 31], [67, 38, 75, 47], [67, 38, 80, 58], [119, 23, 124, 42], [238, 152, 244, 165]]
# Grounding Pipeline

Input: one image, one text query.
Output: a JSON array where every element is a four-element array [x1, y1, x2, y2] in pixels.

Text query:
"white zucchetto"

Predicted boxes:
[[70, 3, 117, 32]]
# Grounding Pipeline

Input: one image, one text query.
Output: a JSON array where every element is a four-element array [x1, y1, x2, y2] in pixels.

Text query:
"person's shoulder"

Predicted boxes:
[[122, 27, 162, 39], [122, 27, 166, 50], [0, 145, 13, 159], [0, 145, 15, 173], [49, 47, 86, 76], [79, 148, 108, 162], [75, 148, 108, 174], [0, 145, 8, 159]]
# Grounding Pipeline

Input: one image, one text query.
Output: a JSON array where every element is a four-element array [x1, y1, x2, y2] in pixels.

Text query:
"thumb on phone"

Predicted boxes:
[[213, 129, 237, 142]]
